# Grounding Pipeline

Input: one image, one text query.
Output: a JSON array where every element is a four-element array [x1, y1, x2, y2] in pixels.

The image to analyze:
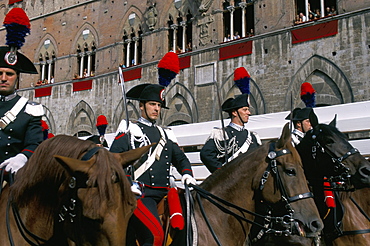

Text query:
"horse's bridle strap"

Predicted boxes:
[[287, 192, 314, 203]]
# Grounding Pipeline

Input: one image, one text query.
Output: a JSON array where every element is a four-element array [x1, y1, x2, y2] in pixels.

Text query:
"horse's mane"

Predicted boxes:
[[10, 135, 131, 216], [200, 142, 270, 191]]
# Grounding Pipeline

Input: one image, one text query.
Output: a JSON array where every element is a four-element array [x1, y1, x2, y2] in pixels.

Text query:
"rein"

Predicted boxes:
[[191, 142, 313, 246], [6, 146, 102, 246]]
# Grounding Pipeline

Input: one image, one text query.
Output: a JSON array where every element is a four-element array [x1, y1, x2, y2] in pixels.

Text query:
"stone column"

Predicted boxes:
[[79, 54, 84, 77], [47, 61, 52, 82], [305, 0, 309, 20], [41, 62, 45, 81], [170, 24, 178, 51], [239, 2, 247, 38], [320, 0, 325, 17], [227, 5, 235, 39], [133, 37, 139, 66], [180, 21, 186, 52], [125, 39, 131, 67]]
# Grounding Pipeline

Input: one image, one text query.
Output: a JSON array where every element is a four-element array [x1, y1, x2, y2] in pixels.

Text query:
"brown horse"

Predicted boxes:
[[0, 135, 151, 245], [296, 117, 370, 245], [170, 123, 323, 246]]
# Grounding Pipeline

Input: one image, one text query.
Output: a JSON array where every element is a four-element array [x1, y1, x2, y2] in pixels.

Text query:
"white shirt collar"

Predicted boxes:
[[138, 117, 156, 127], [229, 122, 245, 131]]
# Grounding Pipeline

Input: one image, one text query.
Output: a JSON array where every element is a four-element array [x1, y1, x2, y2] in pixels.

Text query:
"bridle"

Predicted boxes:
[[309, 128, 359, 184], [306, 127, 370, 239], [187, 142, 314, 246], [6, 146, 104, 246]]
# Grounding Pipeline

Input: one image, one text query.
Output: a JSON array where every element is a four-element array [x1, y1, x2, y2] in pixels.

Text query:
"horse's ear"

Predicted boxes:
[[329, 114, 337, 127], [54, 155, 94, 174], [113, 143, 155, 168], [276, 123, 290, 149], [309, 109, 319, 128]]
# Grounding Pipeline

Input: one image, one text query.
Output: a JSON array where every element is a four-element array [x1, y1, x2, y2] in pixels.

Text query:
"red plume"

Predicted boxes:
[[300, 82, 316, 107], [157, 52, 179, 87], [96, 115, 108, 126]]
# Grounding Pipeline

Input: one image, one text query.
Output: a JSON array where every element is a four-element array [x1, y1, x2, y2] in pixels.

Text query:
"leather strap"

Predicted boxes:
[[0, 97, 28, 130]]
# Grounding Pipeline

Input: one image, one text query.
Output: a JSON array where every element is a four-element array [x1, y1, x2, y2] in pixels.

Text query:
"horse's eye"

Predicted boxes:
[[325, 138, 335, 145], [285, 168, 296, 176]]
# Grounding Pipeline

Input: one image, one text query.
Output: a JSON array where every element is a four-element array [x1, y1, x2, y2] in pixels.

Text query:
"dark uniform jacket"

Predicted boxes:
[[110, 117, 193, 192], [0, 94, 43, 163], [200, 123, 261, 173]]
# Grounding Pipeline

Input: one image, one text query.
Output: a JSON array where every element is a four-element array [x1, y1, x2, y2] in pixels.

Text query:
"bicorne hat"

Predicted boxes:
[[126, 83, 168, 109], [285, 107, 313, 121], [221, 93, 249, 112]]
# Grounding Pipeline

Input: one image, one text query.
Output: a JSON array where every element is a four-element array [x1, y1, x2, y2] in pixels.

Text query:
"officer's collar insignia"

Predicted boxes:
[[5, 51, 17, 65]]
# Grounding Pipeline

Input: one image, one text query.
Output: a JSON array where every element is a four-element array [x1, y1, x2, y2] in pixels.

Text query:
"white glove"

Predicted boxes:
[[181, 174, 197, 185], [131, 184, 142, 196], [0, 153, 28, 174]]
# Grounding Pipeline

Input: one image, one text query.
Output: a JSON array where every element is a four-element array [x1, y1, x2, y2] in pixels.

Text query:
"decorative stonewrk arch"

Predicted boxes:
[[162, 82, 198, 126], [67, 100, 95, 136], [285, 55, 353, 109], [112, 99, 140, 131]]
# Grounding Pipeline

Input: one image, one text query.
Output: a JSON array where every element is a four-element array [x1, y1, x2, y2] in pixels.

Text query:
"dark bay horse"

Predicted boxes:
[[0, 135, 151, 246], [296, 117, 370, 245], [171, 123, 323, 246]]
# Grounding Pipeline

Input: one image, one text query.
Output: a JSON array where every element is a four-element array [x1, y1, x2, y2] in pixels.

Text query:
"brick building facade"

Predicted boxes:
[[0, 0, 369, 136]]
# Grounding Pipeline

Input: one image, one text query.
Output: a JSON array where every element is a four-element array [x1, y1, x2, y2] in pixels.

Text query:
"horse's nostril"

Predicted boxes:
[[360, 166, 370, 177], [310, 219, 323, 233]]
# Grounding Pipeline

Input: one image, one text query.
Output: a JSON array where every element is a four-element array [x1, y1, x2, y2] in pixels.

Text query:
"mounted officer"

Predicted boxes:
[[200, 93, 262, 173], [285, 107, 316, 147], [110, 83, 196, 246], [0, 8, 44, 174]]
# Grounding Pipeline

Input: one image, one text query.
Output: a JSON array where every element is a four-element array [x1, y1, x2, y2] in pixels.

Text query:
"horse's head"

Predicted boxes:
[[253, 123, 323, 241], [53, 143, 152, 245], [297, 116, 370, 189]]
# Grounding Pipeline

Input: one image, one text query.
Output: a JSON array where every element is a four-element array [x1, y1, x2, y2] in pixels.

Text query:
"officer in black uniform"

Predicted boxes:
[[200, 93, 261, 173], [110, 83, 196, 246], [0, 46, 43, 174], [285, 107, 316, 147]]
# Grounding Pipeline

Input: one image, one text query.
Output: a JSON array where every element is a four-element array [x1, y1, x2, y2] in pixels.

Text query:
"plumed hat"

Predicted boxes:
[[0, 8, 37, 74], [126, 83, 168, 109]]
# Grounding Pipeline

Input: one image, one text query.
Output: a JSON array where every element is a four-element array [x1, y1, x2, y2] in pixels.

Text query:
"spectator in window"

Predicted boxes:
[[42, 78, 48, 85], [185, 42, 192, 52], [224, 34, 231, 42], [90, 70, 95, 76], [233, 31, 240, 40], [315, 9, 321, 18], [308, 13, 314, 21], [331, 6, 336, 15], [35, 80, 42, 87], [326, 7, 333, 16], [74, 73, 80, 79], [299, 12, 307, 22], [50, 76, 54, 84], [176, 46, 182, 54], [294, 14, 301, 24], [249, 29, 254, 36], [83, 68, 88, 77]]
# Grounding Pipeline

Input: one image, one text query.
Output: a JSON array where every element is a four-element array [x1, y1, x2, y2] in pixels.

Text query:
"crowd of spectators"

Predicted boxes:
[[34, 76, 54, 87], [295, 5, 336, 25], [223, 29, 253, 43]]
